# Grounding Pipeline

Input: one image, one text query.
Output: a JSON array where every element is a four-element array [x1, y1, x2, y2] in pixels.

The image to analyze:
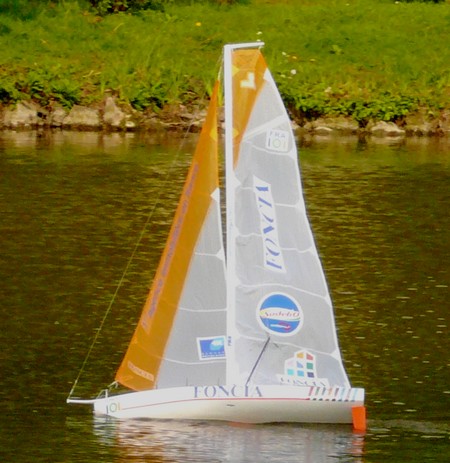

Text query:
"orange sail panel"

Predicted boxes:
[[231, 49, 266, 166], [115, 82, 220, 391]]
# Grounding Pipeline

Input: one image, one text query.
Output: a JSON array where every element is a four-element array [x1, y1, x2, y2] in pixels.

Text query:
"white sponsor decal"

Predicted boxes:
[[127, 361, 154, 382]]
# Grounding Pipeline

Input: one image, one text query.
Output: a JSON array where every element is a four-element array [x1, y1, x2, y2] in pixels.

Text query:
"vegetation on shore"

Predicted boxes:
[[0, 0, 449, 128]]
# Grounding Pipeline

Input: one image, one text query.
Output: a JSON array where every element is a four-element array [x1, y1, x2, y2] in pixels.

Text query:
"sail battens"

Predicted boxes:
[[233, 283, 330, 301], [235, 335, 344, 358], [193, 251, 223, 258], [238, 189, 303, 208], [159, 358, 226, 366], [179, 307, 226, 313], [241, 115, 290, 140], [236, 232, 315, 255]]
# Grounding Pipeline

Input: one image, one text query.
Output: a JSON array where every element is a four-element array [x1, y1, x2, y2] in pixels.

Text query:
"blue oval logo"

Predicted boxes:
[[257, 293, 302, 336]]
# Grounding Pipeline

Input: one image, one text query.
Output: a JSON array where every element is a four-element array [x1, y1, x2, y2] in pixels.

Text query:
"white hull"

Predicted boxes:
[[90, 385, 364, 424]]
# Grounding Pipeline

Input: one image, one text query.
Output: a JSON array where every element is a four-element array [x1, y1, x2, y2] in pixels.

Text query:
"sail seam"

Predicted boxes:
[[234, 334, 342, 357], [237, 282, 329, 299], [161, 358, 226, 365], [241, 115, 288, 139], [194, 252, 223, 257], [179, 307, 226, 313]]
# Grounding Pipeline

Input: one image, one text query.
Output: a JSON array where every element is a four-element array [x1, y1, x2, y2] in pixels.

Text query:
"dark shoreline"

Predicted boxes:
[[1, 98, 449, 138]]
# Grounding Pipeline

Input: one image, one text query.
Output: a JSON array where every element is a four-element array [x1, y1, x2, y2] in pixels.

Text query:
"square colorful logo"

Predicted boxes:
[[277, 350, 330, 387]]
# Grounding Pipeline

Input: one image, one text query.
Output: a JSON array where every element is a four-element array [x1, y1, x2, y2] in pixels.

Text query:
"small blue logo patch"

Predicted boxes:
[[197, 336, 226, 360], [257, 293, 302, 336]]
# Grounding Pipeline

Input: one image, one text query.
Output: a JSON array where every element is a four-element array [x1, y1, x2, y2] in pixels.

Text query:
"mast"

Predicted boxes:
[[223, 42, 264, 385]]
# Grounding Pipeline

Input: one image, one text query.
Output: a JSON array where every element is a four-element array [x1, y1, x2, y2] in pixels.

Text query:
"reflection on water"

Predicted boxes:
[[0, 131, 449, 462], [90, 417, 365, 463]]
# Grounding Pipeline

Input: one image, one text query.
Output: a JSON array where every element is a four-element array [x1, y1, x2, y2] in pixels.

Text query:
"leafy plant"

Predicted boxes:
[[0, 76, 22, 103], [87, 0, 249, 15], [394, 0, 444, 3], [128, 82, 167, 111], [0, 0, 52, 20], [50, 79, 81, 108], [88, 0, 165, 15]]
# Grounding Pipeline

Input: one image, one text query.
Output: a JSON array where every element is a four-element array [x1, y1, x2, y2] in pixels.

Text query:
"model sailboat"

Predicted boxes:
[[68, 43, 365, 427]]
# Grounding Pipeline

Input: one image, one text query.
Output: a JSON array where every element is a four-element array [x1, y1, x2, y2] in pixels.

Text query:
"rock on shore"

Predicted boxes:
[[0, 98, 139, 131], [1, 98, 449, 137], [300, 111, 450, 137]]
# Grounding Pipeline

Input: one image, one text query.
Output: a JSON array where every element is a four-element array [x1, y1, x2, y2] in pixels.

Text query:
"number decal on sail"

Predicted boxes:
[[266, 129, 289, 153], [240, 72, 256, 89]]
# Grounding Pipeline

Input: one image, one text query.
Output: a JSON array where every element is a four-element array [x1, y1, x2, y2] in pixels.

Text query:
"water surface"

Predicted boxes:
[[0, 131, 448, 462]]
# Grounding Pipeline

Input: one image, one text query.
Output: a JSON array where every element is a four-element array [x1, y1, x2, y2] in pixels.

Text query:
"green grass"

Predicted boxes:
[[0, 0, 449, 124]]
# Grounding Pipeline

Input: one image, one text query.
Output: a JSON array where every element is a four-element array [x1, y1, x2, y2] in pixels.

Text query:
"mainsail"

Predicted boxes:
[[116, 82, 227, 391], [224, 46, 350, 388]]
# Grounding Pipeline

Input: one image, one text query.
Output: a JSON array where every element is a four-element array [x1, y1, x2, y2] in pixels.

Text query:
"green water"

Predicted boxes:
[[0, 131, 448, 462]]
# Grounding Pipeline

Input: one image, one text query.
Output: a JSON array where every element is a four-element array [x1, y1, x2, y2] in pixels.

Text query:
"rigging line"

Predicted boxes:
[[66, 191, 165, 399], [245, 336, 271, 386], [67, 85, 215, 401]]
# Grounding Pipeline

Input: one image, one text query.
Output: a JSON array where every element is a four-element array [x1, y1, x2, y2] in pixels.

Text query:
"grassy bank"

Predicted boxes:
[[0, 0, 449, 126]]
